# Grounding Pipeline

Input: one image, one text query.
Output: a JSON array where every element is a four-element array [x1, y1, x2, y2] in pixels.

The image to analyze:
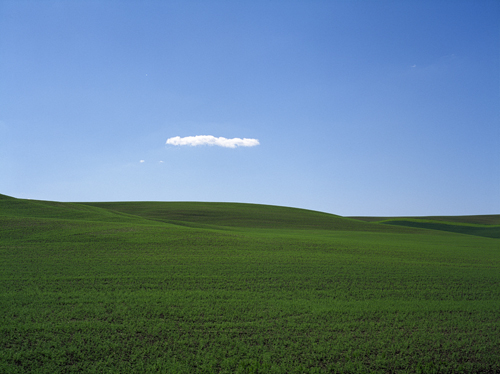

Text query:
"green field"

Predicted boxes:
[[1, 193, 499, 373], [350, 215, 500, 239]]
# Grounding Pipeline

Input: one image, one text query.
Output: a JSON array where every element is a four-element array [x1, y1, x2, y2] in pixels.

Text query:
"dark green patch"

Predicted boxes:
[[350, 214, 500, 225], [380, 219, 500, 239]]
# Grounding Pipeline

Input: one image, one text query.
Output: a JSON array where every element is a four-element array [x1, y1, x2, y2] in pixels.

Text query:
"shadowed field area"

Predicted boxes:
[[350, 214, 500, 239]]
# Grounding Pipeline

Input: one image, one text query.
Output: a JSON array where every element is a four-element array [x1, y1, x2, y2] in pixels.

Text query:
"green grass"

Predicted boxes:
[[350, 214, 500, 239], [1, 194, 499, 373], [350, 214, 500, 225], [82, 201, 418, 232]]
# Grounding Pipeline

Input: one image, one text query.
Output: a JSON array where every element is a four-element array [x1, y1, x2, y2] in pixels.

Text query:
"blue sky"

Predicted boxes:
[[1, 0, 499, 216]]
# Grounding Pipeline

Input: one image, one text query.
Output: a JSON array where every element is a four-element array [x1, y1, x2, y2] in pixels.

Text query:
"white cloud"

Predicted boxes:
[[140, 160, 145, 163], [166, 135, 260, 148]]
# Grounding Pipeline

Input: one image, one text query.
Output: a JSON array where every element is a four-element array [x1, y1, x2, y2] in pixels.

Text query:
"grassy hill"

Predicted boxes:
[[350, 214, 500, 225], [82, 201, 422, 233], [350, 214, 500, 239], [1, 194, 499, 373], [0, 193, 145, 223]]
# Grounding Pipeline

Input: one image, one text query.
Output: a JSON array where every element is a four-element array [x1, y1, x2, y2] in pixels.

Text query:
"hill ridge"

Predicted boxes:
[[2, 194, 498, 237]]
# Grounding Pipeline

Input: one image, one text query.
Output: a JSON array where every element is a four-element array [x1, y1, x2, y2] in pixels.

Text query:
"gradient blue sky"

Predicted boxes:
[[1, 0, 499, 216]]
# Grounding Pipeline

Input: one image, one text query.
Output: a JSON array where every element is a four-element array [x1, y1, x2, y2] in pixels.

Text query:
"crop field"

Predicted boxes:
[[1, 193, 499, 373]]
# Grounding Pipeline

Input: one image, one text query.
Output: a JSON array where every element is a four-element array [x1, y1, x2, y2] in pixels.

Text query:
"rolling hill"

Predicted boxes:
[[350, 214, 500, 239], [1, 193, 499, 373]]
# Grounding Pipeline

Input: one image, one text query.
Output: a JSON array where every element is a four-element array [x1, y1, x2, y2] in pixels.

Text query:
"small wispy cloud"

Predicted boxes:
[[140, 160, 145, 163], [166, 135, 260, 148]]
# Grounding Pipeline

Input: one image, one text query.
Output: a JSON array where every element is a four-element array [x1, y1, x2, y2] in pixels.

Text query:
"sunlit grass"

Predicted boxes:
[[1, 194, 499, 373]]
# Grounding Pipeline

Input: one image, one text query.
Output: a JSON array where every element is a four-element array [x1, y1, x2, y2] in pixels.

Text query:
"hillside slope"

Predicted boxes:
[[0, 194, 156, 225], [1, 193, 499, 372], [3, 194, 496, 237], [350, 214, 500, 239], [82, 201, 418, 233]]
